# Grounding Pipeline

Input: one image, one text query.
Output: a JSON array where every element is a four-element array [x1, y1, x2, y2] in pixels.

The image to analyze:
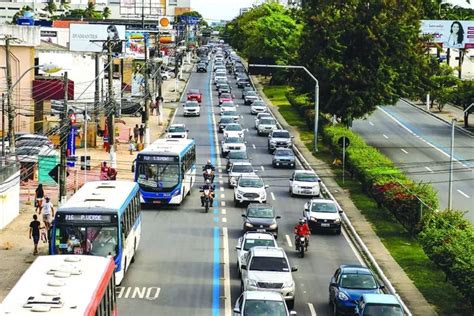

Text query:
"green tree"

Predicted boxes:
[[452, 80, 474, 127], [427, 63, 459, 112], [102, 7, 111, 19], [298, 1, 433, 122], [43, 0, 57, 16], [11, 5, 33, 24]]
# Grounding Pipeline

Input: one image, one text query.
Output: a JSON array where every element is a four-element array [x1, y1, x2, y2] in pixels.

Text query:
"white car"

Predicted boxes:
[[221, 136, 246, 157], [166, 124, 188, 139], [257, 117, 277, 136], [255, 112, 272, 129], [228, 161, 256, 187], [234, 175, 267, 205], [220, 104, 237, 113], [223, 123, 244, 139], [220, 110, 240, 122], [214, 75, 227, 84], [236, 232, 277, 276], [215, 69, 227, 76], [289, 170, 321, 197], [303, 198, 342, 234], [182, 101, 200, 116], [250, 100, 267, 115], [234, 291, 297, 316]]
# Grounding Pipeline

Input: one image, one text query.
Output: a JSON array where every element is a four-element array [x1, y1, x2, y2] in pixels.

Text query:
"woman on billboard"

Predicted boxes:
[[102, 25, 122, 54], [446, 21, 465, 48]]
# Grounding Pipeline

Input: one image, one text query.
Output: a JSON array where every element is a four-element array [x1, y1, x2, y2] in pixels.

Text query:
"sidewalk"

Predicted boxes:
[[0, 62, 193, 301], [253, 79, 438, 316]]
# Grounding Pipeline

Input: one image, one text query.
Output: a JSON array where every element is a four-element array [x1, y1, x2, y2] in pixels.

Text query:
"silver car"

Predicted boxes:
[[257, 118, 277, 136]]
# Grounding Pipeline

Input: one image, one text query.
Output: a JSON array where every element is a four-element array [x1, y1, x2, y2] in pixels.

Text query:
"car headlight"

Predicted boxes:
[[247, 279, 258, 287], [310, 216, 317, 221], [269, 223, 277, 229], [245, 222, 253, 228], [335, 217, 341, 223], [270, 140, 276, 144], [338, 291, 350, 301], [283, 280, 294, 288], [237, 190, 245, 195]]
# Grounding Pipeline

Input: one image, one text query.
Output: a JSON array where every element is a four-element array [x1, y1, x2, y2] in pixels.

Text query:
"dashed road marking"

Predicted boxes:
[[425, 166, 433, 173], [401, 148, 408, 154], [222, 217, 227, 223], [221, 201, 226, 207], [260, 166, 265, 171], [220, 187, 225, 192], [285, 234, 293, 248], [222, 209, 227, 215], [220, 194, 225, 199], [270, 192, 275, 200], [308, 302, 317, 316], [219, 180, 224, 185], [383, 134, 389, 139], [252, 144, 256, 149], [369, 121, 374, 126], [457, 189, 470, 198]]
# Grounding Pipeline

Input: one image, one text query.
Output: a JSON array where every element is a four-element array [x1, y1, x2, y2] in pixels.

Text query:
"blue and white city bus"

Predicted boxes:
[[134, 138, 196, 204], [50, 181, 141, 285]]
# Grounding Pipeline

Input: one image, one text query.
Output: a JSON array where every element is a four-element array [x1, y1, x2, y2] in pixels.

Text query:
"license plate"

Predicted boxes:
[[153, 200, 161, 204], [257, 229, 266, 232], [302, 190, 312, 194], [321, 223, 330, 227]]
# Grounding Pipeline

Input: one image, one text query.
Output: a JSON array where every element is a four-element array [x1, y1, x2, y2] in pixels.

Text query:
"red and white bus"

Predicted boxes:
[[0, 255, 117, 315]]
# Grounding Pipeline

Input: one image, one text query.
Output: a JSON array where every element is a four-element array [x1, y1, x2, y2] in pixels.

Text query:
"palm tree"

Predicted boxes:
[[102, 7, 111, 19], [83, 1, 96, 18], [43, 0, 57, 15]]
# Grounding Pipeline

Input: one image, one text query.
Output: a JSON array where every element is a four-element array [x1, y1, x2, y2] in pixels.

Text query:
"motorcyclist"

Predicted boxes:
[[200, 179, 215, 207], [294, 218, 311, 248], [202, 160, 215, 182]]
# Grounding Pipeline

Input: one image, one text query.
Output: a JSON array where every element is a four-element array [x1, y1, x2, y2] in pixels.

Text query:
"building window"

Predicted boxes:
[[169, 0, 177, 5]]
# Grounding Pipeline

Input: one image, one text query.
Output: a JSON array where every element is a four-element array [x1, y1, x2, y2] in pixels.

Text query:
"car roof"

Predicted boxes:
[[294, 170, 316, 175], [362, 294, 400, 305], [243, 231, 275, 241], [170, 124, 185, 127], [250, 246, 286, 258], [340, 265, 372, 275], [310, 198, 336, 204], [232, 161, 252, 166], [247, 203, 273, 210], [272, 129, 289, 133], [244, 290, 284, 301]]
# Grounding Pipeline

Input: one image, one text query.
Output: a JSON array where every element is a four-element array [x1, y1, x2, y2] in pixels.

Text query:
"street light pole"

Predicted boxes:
[[448, 102, 474, 209], [248, 64, 320, 152]]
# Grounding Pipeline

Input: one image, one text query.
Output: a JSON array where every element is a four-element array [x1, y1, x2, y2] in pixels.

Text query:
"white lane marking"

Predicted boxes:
[[220, 194, 225, 199], [369, 121, 374, 126], [383, 134, 389, 139], [252, 144, 256, 149], [285, 234, 293, 248], [457, 189, 470, 198], [425, 166, 434, 173], [308, 303, 317, 316], [270, 192, 275, 200], [218, 168, 222, 173], [222, 227, 231, 316], [222, 209, 226, 215], [341, 228, 364, 264], [221, 201, 226, 207], [222, 217, 227, 223], [220, 187, 224, 192], [219, 180, 224, 185], [260, 166, 265, 171], [401, 148, 408, 154]]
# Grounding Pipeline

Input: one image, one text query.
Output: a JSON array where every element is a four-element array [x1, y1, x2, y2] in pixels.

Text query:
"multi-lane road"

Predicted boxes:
[[353, 100, 474, 223], [117, 61, 365, 315]]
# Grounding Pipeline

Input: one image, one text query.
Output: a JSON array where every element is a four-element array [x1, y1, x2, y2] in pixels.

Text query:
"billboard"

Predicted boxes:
[[421, 20, 474, 49], [69, 24, 126, 54], [125, 31, 150, 59], [131, 60, 145, 97]]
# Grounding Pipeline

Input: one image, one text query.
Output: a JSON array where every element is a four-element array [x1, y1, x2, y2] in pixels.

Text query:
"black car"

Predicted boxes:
[[237, 78, 251, 89], [226, 150, 249, 171], [218, 85, 232, 96], [242, 203, 280, 238], [197, 63, 207, 72]]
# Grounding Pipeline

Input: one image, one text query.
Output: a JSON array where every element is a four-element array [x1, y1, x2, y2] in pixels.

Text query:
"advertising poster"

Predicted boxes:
[[131, 60, 145, 97], [69, 24, 126, 54], [125, 31, 149, 59], [421, 20, 474, 49]]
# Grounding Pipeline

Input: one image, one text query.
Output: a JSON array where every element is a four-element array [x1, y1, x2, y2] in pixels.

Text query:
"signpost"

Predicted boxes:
[[338, 136, 350, 184]]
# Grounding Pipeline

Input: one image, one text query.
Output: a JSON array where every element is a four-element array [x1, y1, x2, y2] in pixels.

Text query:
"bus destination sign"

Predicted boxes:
[[138, 155, 178, 162], [62, 214, 113, 223]]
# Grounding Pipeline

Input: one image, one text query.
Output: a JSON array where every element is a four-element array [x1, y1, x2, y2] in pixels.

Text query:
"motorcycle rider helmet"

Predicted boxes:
[[207, 160, 211, 165], [299, 218, 306, 225], [206, 179, 211, 184]]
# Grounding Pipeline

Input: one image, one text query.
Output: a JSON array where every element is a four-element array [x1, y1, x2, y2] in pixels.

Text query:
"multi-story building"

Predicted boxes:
[[0, 0, 190, 24]]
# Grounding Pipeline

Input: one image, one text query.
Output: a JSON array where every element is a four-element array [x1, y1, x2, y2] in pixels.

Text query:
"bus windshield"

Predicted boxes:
[[137, 162, 180, 190], [54, 225, 118, 257]]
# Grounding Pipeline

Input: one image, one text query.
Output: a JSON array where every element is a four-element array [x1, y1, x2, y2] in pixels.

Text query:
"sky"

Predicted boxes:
[[190, 0, 474, 22]]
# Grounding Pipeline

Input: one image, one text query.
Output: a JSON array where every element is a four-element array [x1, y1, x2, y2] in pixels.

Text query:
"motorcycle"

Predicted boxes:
[[200, 188, 214, 213], [295, 235, 308, 258], [202, 167, 215, 183]]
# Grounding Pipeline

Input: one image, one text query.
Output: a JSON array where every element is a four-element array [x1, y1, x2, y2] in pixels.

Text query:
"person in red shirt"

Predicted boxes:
[[294, 218, 311, 249]]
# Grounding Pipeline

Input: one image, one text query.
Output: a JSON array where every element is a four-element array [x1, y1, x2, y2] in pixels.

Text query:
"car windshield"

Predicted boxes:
[[363, 304, 403, 316], [169, 126, 185, 133], [260, 119, 275, 125], [221, 93, 232, 98], [249, 257, 289, 272], [275, 149, 293, 157], [16, 147, 41, 155], [243, 239, 276, 251], [232, 165, 254, 173], [225, 125, 242, 131], [257, 114, 271, 119], [240, 178, 264, 188], [243, 300, 287, 316], [311, 202, 337, 213], [248, 206, 274, 218], [340, 273, 378, 289], [246, 91, 257, 96], [54, 225, 118, 257], [253, 102, 265, 107], [229, 151, 247, 159], [272, 131, 290, 138], [295, 173, 318, 182], [220, 117, 234, 123], [223, 111, 238, 116], [225, 137, 244, 144], [184, 102, 198, 107], [137, 162, 180, 190]]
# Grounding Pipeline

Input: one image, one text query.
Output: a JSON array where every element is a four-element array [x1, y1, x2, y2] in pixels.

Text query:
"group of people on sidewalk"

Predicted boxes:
[[29, 184, 55, 255], [129, 124, 145, 154]]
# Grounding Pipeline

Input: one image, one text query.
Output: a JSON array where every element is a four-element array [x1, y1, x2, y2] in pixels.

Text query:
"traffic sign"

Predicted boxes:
[[48, 164, 70, 184], [338, 136, 350, 148]]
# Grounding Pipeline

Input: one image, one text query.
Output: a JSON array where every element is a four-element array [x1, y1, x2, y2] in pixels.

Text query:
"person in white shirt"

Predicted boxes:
[[40, 196, 55, 232]]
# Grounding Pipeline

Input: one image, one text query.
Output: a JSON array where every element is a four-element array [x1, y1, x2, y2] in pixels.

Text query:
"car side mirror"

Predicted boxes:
[[291, 136, 294, 138], [264, 185, 269, 188], [241, 214, 247, 218], [379, 285, 385, 290], [235, 245, 241, 250], [339, 210, 343, 214], [290, 312, 297, 315], [186, 129, 189, 132], [276, 215, 281, 219], [330, 281, 337, 287], [241, 264, 247, 270], [291, 266, 298, 272], [233, 307, 240, 314]]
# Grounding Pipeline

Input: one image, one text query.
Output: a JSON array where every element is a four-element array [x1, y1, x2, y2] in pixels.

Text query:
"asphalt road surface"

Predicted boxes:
[[117, 62, 363, 316], [353, 100, 474, 223]]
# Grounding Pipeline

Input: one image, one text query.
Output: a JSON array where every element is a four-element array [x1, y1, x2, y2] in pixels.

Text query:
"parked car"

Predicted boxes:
[[223, 123, 244, 139], [233, 291, 297, 316], [289, 170, 321, 197], [218, 116, 235, 133], [166, 124, 189, 139], [250, 100, 267, 115], [234, 175, 267, 205], [187, 89, 202, 103], [228, 162, 256, 188], [242, 203, 280, 237], [255, 113, 272, 129], [329, 265, 385, 316], [182, 101, 200, 117], [161, 70, 174, 80], [257, 118, 277, 136], [268, 129, 293, 152], [272, 148, 296, 169], [236, 232, 277, 276], [354, 294, 403, 316], [303, 198, 342, 234], [240, 246, 297, 309], [226, 150, 250, 172]]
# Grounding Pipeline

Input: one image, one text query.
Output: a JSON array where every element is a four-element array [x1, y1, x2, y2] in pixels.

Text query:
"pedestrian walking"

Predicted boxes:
[[133, 124, 139, 143], [41, 197, 55, 233], [29, 214, 41, 255], [34, 183, 44, 213], [139, 124, 144, 143], [128, 136, 136, 155]]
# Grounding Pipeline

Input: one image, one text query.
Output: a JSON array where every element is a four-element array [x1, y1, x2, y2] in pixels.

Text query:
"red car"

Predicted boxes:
[[187, 89, 202, 103], [219, 93, 233, 105]]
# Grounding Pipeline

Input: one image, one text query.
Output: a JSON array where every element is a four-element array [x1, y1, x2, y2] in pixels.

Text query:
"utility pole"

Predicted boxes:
[[106, 41, 116, 168], [94, 53, 100, 124], [59, 72, 69, 204], [1, 93, 5, 158], [144, 32, 150, 146], [4, 35, 18, 152]]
